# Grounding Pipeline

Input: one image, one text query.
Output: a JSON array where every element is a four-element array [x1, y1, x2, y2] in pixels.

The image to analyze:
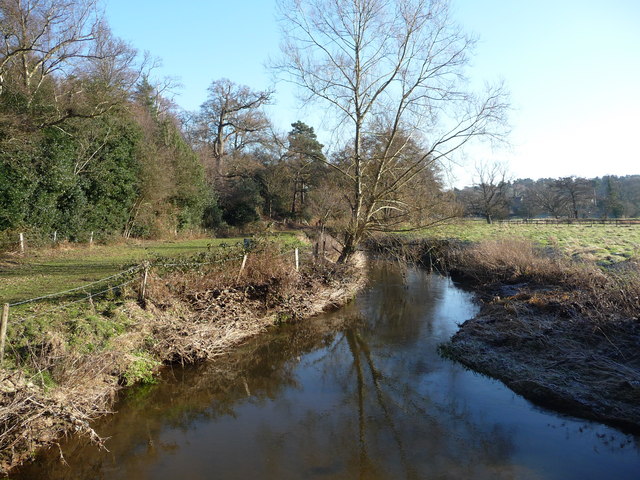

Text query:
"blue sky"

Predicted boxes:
[[104, 0, 640, 187]]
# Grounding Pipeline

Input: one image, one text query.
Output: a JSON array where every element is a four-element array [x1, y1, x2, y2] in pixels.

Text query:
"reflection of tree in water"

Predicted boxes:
[[263, 325, 525, 480], [239, 265, 529, 479], [15, 263, 637, 480], [360, 265, 439, 347]]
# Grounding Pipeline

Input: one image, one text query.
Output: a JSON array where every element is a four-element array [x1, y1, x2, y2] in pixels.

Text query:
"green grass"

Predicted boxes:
[[418, 220, 640, 265], [0, 233, 301, 306]]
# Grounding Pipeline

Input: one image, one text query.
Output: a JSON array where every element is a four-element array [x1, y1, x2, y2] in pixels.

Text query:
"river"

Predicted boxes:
[[14, 262, 640, 479]]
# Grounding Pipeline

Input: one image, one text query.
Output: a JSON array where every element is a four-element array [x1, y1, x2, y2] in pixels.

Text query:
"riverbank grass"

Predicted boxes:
[[0, 238, 362, 473], [419, 220, 640, 264]]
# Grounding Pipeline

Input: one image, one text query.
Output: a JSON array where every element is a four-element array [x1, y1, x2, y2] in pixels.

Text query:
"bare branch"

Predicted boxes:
[[275, 0, 509, 261]]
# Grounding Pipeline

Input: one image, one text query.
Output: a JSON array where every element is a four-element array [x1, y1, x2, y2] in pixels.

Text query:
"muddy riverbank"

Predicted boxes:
[[441, 283, 640, 433], [369, 235, 640, 433]]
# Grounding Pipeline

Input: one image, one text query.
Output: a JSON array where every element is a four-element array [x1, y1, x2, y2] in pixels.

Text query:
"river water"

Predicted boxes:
[[14, 262, 640, 479]]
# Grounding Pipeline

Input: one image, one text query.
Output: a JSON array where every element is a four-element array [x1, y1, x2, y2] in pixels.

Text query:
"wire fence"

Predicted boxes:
[[7, 266, 143, 308], [0, 228, 219, 255], [0, 231, 100, 254], [12, 276, 142, 324], [0, 245, 317, 362]]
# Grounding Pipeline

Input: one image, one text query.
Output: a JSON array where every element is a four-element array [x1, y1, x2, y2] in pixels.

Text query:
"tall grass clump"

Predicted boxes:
[[454, 238, 640, 323]]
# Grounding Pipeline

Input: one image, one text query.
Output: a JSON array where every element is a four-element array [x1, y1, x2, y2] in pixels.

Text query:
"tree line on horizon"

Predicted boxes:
[[456, 172, 640, 223]]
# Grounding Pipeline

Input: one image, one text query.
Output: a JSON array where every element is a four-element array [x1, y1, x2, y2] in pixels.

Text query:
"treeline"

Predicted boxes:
[[0, 1, 333, 241], [0, 0, 476, 248], [0, 0, 452, 243], [456, 174, 640, 222]]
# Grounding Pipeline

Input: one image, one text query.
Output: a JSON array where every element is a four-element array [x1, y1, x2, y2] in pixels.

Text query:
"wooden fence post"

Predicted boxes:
[[237, 254, 248, 282], [19, 233, 24, 254], [89, 231, 94, 246], [138, 262, 149, 306], [1, 304, 9, 363], [295, 248, 299, 272], [53, 231, 57, 244]]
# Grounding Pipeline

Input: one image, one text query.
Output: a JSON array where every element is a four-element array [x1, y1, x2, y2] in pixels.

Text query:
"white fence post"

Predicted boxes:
[[237, 254, 248, 281], [19, 233, 24, 254], [295, 248, 299, 272], [0, 304, 8, 363], [139, 262, 150, 306]]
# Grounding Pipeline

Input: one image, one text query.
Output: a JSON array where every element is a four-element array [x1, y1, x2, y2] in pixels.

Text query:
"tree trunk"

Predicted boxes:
[[338, 232, 357, 264]]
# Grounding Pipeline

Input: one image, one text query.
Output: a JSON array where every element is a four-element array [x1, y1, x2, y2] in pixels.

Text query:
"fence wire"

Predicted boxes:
[[5, 246, 308, 311], [13, 276, 140, 324], [8, 265, 142, 307]]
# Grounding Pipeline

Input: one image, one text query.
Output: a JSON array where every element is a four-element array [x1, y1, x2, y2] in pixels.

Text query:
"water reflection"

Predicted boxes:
[[14, 263, 640, 480]]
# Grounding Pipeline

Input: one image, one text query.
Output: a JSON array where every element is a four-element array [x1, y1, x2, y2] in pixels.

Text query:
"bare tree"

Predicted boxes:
[[0, 0, 141, 129], [554, 176, 594, 219], [85, 21, 142, 93], [470, 161, 510, 224], [194, 78, 273, 175], [0, 0, 98, 96], [275, 0, 508, 261], [530, 179, 569, 219]]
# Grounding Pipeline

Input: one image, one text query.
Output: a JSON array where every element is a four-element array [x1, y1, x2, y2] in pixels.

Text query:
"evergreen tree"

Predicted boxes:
[[602, 176, 624, 219], [285, 121, 326, 220]]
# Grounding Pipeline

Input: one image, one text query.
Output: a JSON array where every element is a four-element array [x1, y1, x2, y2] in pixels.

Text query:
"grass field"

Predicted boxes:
[[0, 234, 301, 305], [419, 220, 640, 265]]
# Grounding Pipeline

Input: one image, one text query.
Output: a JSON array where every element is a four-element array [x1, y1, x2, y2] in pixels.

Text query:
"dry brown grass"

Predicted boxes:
[[144, 245, 360, 364], [454, 238, 640, 324], [453, 238, 566, 282]]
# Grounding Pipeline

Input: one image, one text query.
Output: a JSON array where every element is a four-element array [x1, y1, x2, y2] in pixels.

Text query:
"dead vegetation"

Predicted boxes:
[[0, 242, 364, 474], [450, 238, 640, 324], [370, 234, 640, 432]]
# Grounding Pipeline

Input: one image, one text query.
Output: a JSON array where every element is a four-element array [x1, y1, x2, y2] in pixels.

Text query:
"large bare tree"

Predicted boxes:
[[194, 78, 273, 175], [0, 0, 140, 129], [276, 0, 508, 261]]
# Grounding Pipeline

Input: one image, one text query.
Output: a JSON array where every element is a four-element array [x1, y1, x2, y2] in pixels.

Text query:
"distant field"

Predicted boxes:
[[0, 234, 300, 305], [420, 220, 640, 265]]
